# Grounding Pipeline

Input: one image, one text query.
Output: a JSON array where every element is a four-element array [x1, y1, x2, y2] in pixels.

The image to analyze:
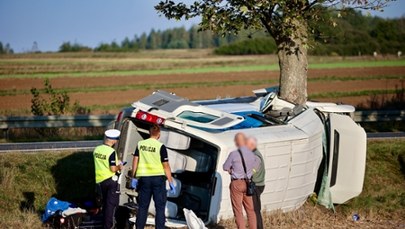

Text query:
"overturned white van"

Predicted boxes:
[[114, 89, 367, 227]]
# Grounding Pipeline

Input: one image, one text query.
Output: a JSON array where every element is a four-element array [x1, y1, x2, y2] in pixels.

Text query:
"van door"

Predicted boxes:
[[116, 118, 144, 206], [327, 113, 367, 204]]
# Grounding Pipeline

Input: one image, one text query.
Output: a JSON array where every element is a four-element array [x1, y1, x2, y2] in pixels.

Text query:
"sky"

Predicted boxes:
[[0, 0, 404, 53]]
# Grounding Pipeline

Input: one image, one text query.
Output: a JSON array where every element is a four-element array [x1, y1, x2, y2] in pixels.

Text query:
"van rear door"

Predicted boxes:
[[327, 113, 367, 204], [116, 118, 144, 205]]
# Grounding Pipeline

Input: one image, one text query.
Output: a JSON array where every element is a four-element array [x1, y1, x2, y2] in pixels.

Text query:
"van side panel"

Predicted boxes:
[[260, 141, 292, 210], [283, 134, 322, 209], [214, 110, 324, 220], [281, 110, 323, 210]]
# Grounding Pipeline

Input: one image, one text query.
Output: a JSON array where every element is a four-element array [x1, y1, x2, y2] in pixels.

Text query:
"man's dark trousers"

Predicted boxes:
[[252, 185, 265, 229], [136, 176, 167, 229], [100, 178, 119, 229]]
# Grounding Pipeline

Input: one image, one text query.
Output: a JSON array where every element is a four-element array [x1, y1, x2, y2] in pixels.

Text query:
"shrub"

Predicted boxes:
[[30, 79, 90, 116], [94, 41, 139, 52], [59, 42, 92, 52]]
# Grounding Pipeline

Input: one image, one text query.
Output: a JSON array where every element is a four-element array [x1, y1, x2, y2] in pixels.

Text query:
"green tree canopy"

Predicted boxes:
[[155, 0, 393, 104]]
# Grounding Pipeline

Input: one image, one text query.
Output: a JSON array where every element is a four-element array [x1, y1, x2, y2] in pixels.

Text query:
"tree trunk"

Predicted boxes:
[[276, 20, 308, 105]]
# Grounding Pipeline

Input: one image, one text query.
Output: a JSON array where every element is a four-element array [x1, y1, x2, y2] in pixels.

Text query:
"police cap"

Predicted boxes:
[[105, 129, 120, 140]]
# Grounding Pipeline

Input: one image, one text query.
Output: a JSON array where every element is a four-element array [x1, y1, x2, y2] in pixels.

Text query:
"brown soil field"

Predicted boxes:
[[0, 66, 404, 90], [0, 66, 403, 114], [315, 94, 401, 110], [0, 80, 402, 112], [308, 79, 403, 93], [0, 85, 269, 111]]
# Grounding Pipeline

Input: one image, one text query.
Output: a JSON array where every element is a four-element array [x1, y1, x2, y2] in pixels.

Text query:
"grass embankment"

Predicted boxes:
[[0, 152, 94, 228], [0, 140, 404, 228]]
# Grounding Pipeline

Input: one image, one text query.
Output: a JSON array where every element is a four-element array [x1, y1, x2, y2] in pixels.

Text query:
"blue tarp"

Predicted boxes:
[[42, 197, 72, 222], [229, 111, 264, 129]]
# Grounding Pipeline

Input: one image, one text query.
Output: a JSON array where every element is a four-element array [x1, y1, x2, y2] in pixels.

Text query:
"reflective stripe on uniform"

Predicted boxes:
[[94, 144, 117, 183], [136, 138, 165, 177]]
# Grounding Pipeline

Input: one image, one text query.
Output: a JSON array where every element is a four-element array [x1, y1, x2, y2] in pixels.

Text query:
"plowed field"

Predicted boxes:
[[0, 52, 403, 114]]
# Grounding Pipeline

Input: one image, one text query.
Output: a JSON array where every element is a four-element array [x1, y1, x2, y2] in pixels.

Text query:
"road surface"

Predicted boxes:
[[0, 140, 101, 153]]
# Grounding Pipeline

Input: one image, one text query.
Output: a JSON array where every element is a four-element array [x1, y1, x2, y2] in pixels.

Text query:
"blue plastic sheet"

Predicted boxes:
[[42, 197, 72, 222]]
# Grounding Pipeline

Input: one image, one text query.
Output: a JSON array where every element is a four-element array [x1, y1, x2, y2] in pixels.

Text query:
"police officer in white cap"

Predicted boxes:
[[93, 129, 123, 229]]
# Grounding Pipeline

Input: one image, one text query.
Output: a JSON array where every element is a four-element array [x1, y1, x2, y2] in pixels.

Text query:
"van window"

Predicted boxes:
[[177, 111, 219, 123]]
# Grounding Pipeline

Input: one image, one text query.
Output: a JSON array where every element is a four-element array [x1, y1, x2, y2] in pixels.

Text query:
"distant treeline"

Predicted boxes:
[[59, 26, 239, 52], [57, 9, 403, 55], [0, 42, 14, 54]]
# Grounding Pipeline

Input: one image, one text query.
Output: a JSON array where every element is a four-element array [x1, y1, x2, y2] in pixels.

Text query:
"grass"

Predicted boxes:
[[0, 151, 95, 228], [0, 140, 404, 228], [1, 60, 404, 79]]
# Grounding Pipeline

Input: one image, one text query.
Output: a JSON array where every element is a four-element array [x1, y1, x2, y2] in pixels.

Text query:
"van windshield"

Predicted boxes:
[[177, 111, 219, 123]]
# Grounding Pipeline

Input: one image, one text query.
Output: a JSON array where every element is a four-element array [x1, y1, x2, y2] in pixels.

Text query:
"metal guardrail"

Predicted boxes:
[[0, 115, 116, 130], [352, 110, 405, 122], [0, 110, 403, 131]]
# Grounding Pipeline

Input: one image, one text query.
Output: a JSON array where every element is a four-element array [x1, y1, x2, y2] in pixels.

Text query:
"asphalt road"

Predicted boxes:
[[366, 132, 405, 139], [0, 132, 403, 153], [0, 140, 101, 153]]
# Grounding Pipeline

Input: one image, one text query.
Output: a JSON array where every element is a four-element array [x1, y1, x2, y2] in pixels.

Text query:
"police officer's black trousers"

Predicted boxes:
[[253, 185, 265, 229], [136, 176, 167, 229], [100, 177, 119, 229]]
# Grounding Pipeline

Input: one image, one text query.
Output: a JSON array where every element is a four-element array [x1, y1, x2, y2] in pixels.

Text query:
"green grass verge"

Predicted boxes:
[[1, 59, 404, 79], [336, 140, 405, 214], [0, 75, 403, 97], [0, 140, 404, 228], [0, 151, 95, 228]]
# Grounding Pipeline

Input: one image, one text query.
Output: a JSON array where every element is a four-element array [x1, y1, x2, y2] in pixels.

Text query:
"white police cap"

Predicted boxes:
[[105, 129, 120, 140]]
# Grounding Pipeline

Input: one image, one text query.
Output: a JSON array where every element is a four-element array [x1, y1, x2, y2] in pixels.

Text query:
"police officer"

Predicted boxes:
[[93, 129, 123, 229], [131, 125, 175, 229]]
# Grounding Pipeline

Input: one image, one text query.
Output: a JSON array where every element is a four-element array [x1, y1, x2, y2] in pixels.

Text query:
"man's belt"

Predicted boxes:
[[231, 178, 248, 181]]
